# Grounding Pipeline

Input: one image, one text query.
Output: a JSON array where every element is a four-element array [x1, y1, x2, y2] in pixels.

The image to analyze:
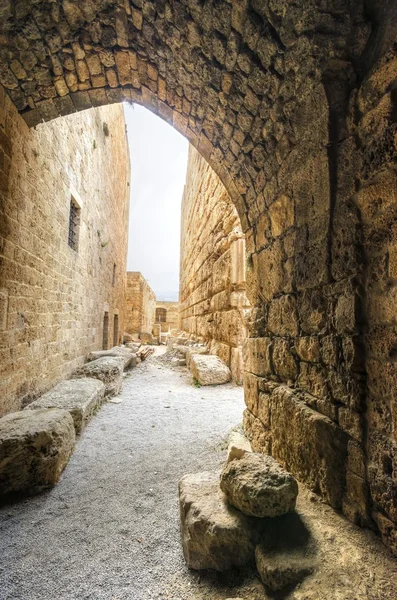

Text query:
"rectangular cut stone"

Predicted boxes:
[[0, 408, 75, 497], [71, 356, 125, 397], [269, 386, 348, 509], [25, 378, 105, 435]]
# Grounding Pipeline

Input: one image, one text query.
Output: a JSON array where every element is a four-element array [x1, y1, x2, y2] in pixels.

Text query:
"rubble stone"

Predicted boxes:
[[179, 471, 261, 571], [255, 545, 315, 591], [220, 453, 298, 518]]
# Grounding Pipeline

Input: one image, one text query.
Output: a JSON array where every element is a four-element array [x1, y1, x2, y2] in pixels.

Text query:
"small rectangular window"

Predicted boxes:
[[112, 263, 116, 287], [68, 196, 81, 251]]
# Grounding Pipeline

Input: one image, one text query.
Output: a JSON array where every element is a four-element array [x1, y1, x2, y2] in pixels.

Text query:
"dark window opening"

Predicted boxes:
[[112, 263, 116, 286], [156, 308, 167, 323], [103, 312, 109, 350], [113, 314, 119, 347], [68, 197, 81, 251]]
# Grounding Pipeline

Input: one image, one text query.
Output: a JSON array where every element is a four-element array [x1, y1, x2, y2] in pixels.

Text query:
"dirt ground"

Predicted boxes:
[[0, 348, 396, 600]]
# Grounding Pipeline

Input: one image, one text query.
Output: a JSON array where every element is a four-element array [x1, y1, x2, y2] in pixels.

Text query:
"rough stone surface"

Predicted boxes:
[[220, 453, 298, 518], [180, 148, 249, 384], [255, 545, 315, 592], [190, 354, 231, 386], [0, 408, 75, 497], [125, 272, 156, 335], [227, 431, 252, 463], [244, 384, 348, 510], [0, 98, 129, 417], [71, 356, 124, 397], [0, 0, 396, 552], [179, 471, 260, 571], [185, 347, 209, 368], [24, 378, 105, 435], [87, 346, 136, 369]]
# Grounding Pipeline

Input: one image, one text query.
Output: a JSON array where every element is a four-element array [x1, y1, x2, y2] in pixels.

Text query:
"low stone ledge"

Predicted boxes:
[[87, 346, 137, 369], [25, 378, 106, 435], [0, 408, 75, 498], [71, 356, 124, 397], [190, 354, 231, 386]]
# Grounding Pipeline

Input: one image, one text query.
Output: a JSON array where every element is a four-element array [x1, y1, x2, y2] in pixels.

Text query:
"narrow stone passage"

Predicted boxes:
[[0, 353, 396, 600]]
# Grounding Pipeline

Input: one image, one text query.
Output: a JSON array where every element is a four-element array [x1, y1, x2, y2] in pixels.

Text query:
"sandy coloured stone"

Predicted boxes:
[[140, 331, 154, 344], [179, 471, 261, 571], [255, 546, 314, 592], [189, 354, 231, 386], [71, 356, 124, 397], [24, 378, 105, 435], [220, 453, 298, 518], [227, 431, 252, 463], [0, 408, 75, 497], [255, 544, 315, 591], [185, 346, 208, 368], [87, 346, 136, 369]]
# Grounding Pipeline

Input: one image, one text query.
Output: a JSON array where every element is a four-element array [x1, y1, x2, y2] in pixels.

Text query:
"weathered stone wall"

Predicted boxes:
[[180, 147, 249, 384], [155, 301, 179, 332], [0, 88, 129, 417], [125, 271, 156, 335], [0, 0, 396, 552]]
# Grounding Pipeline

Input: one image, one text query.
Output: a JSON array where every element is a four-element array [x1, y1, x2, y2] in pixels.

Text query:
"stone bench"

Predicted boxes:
[[71, 356, 124, 397], [0, 408, 75, 498], [25, 378, 105, 435], [86, 346, 137, 369]]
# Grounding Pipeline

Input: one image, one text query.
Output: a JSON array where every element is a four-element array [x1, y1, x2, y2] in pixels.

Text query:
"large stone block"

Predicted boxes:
[[0, 408, 75, 497], [269, 386, 348, 509], [71, 356, 124, 397], [25, 378, 105, 435], [220, 453, 298, 517], [267, 294, 299, 336], [87, 346, 136, 369], [179, 471, 261, 571], [190, 354, 231, 385], [243, 337, 272, 377]]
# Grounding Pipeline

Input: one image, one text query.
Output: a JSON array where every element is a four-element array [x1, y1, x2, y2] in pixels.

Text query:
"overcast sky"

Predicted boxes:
[[124, 103, 189, 301]]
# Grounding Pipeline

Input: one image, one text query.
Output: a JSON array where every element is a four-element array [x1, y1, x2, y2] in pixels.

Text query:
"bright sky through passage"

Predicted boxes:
[[124, 103, 189, 301]]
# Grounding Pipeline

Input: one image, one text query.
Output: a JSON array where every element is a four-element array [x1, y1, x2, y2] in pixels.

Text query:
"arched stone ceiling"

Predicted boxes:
[[0, 0, 371, 229]]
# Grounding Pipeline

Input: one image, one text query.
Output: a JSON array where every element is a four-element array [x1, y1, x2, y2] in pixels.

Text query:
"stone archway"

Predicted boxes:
[[0, 0, 396, 553]]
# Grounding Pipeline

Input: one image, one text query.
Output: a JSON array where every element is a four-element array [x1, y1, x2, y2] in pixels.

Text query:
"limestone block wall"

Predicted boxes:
[[0, 0, 395, 553], [155, 301, 179, 332], [179, 147, 249, 384], [0, 89, 130, 416], [125, 272, 156, 335]]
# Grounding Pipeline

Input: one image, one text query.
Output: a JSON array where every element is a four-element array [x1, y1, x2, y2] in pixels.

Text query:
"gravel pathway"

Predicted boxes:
[[0, 352, 245, 600], [1, 351, 396, 600]]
